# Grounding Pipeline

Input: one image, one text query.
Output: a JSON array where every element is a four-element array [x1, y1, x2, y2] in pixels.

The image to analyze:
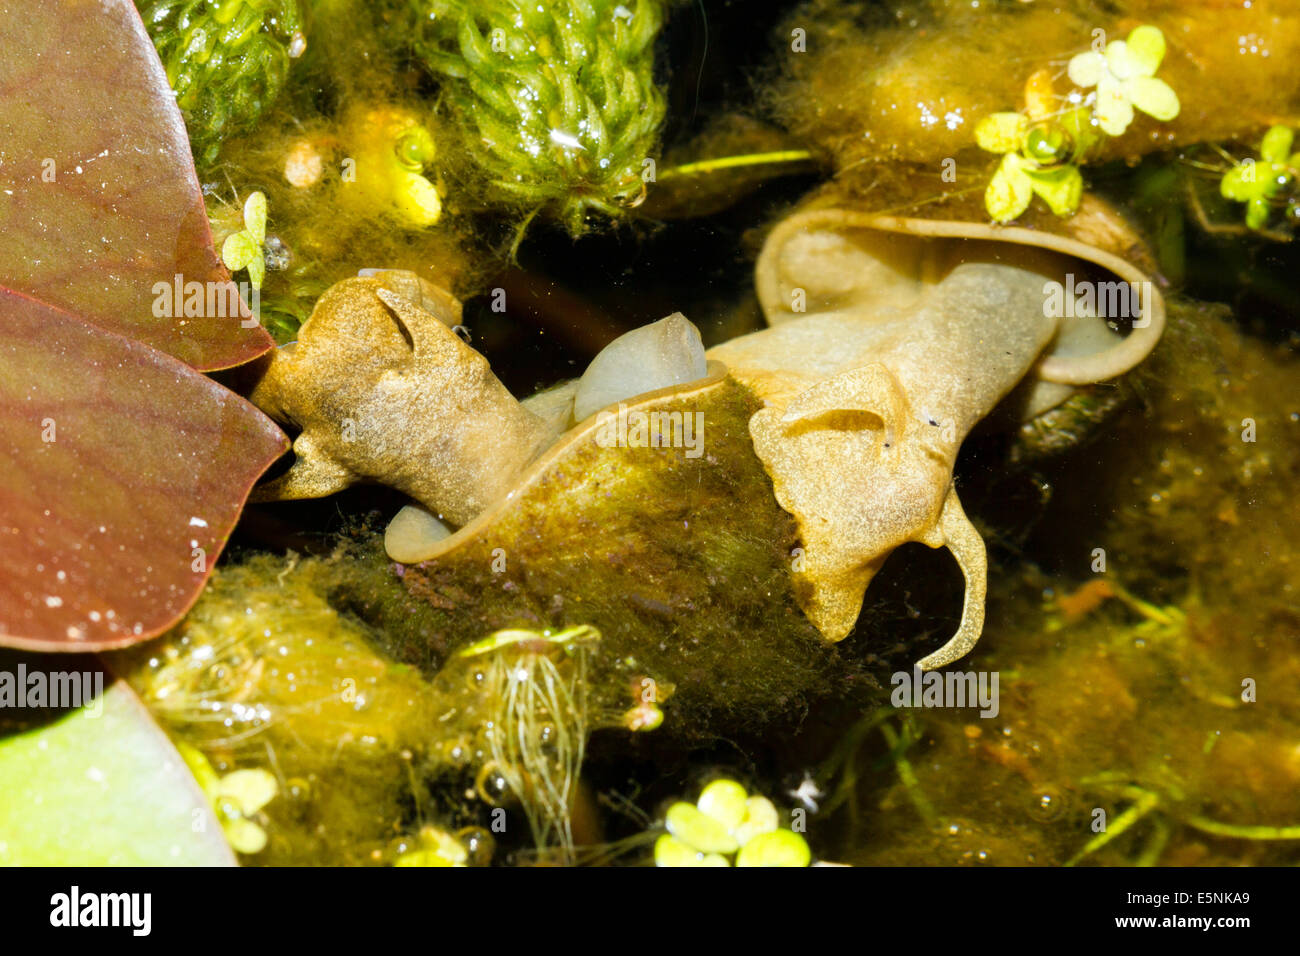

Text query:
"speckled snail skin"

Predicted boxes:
[[709, 203, 1164, 669], [247, 271, 553, 527]]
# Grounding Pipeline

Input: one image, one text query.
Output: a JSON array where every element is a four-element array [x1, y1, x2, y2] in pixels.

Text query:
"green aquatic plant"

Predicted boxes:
[[409, 0, 666, 238], [179, 742, 279, 854], [655, 778, 812, 867], [1066, 771, 1300, 867], [457, 625, 598, 859], [333, 105, 444, 228], [220, 190, 270, 290], [0, 675, 236, 866], [976, 25, 1179, 222], [812, 709, 932, 845], [976, 70, 1101, 222], [1066, 25, 1180, 138], [115, 551, 458, 865], [423, 623, 670, 862], [1219, 125, 1300, 230], [138, 0, 307, 166]]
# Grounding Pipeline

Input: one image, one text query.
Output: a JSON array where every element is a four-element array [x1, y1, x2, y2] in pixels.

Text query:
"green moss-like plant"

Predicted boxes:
[[409, 0, 667, 237], [137, 0, 306, 166]]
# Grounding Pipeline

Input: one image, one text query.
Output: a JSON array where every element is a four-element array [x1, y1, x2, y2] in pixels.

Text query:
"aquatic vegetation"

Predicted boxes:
[[627, 112, 821, 221], [138, 0, 307, 166], [458, 625, 596, 856], [392, 826, 472, 867], [1066, 771, 1300, 867], [975, 25, 1179, 222], [1066, 25, 1180, 137], [220, 191, 271, 291], [0, 0, 274, 368], [331, 105, 444, 229], [124, 543, 678, 865], [1219, 126, 1300, 230], [975, 73, 1098, 222], [208, 88, 478, 342], [655, 778, 812, 867], [0, 0, 286, 651], [813, 709, 934, 844], [115, 551, 450, 865], [0, 674, 236, 865], [408, 0, 666, 237], [421, 623, 669, 862], [770, 2, 1292, 178], [179, 742, 279, 854], [7, 0, 1300, 875]]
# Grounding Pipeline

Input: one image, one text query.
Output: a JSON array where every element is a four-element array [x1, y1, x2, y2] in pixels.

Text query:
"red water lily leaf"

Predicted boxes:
[[0, 0, 274, 371], [0, 291, 287, 651], [0, 0, 290, 650]]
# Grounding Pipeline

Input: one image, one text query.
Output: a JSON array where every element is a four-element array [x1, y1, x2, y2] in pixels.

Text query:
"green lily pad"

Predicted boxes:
[[0, 664, 235, 866]]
